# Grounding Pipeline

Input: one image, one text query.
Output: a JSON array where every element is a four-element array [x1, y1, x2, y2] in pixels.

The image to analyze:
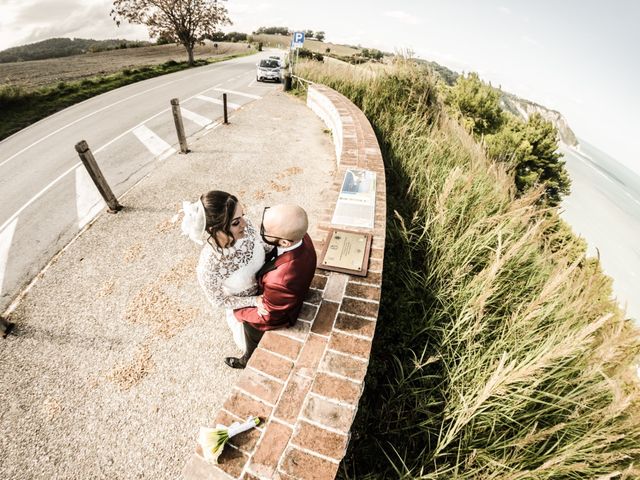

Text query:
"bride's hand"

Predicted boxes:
[[257, 295, 268, 317]]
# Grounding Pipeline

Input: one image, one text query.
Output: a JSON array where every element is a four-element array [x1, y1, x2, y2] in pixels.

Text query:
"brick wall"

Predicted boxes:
[[183, 84, 386, 480]]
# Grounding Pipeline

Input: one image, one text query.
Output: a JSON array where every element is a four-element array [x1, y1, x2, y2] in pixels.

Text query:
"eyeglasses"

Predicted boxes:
[[260, 206, 293, 242]]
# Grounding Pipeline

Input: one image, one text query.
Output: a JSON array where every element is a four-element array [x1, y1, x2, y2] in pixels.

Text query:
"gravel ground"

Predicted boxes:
[[0, 90, 335, 479]]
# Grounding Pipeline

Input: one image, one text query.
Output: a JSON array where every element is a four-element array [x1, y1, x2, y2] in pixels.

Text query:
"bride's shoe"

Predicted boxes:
[[224, 356, 247, 369]]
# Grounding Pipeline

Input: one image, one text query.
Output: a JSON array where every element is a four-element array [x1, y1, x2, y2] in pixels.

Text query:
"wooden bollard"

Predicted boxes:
[[1, 316, 15, 338], [170, 98, 190, 153], [223, 93, 229, 125], [74, 140, 123, 214]]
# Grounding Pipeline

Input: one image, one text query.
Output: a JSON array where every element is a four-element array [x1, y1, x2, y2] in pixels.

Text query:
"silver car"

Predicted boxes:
[[256, 58, 282, 83]]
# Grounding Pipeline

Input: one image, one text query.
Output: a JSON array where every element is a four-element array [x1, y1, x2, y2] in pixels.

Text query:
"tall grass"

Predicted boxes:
[[296, 60, 640, 479]]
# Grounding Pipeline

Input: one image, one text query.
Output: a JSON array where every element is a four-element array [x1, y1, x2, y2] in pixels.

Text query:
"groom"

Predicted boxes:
[[225, 204, 317, 369]]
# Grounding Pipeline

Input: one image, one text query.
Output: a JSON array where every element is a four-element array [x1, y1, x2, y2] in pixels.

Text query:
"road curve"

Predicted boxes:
[[0, 52, 280, 312]]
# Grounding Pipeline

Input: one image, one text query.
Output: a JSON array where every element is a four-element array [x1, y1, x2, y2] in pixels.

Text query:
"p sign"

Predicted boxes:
[[292, 31, 305, 48]]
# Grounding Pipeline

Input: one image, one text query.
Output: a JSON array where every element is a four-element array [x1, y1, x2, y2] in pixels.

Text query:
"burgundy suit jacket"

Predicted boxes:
[[234, 234, 317, 331]]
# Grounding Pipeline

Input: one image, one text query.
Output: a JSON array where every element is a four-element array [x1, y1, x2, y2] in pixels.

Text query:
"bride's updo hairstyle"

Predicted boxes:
[[200, 190, 239, 250]]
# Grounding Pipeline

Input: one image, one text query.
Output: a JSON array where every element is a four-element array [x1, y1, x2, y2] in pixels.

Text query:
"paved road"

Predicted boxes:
[[0, 52, 280, 313]]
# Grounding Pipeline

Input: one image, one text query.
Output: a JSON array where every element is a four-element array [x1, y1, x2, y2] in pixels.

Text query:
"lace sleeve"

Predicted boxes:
[[197, 244, 259, 310], [217, 288, 259, 309]]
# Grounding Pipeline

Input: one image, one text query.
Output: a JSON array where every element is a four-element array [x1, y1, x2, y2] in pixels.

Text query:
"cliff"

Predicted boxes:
[[499, 92, 578, 146]]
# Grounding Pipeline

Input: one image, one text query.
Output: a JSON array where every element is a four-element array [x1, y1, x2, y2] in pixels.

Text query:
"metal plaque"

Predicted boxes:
[[318, 228, 372, 276]]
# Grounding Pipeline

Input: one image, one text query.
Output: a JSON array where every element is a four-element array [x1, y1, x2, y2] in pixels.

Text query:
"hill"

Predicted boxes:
[[0, 37, 151, 63], [249, 33, 361, 57]]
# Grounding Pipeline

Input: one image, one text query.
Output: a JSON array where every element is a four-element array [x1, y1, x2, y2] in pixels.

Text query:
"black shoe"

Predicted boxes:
[[224, 356, 247, 369]]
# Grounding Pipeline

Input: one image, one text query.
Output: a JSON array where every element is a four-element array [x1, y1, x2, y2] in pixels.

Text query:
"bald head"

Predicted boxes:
[[263, 204, 308, 244]]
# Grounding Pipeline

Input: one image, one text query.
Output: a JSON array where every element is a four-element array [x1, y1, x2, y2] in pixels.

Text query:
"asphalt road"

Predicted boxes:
[[0, 51, 280, 313]]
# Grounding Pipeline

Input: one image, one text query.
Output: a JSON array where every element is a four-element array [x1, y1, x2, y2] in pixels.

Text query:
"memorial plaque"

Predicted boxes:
[[318, 228, 372, 276]]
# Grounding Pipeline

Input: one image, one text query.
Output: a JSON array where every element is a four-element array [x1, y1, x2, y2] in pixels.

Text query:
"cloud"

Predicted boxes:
[[521, 35, 541, 47], [0, 0, 155, 48], [228, 2, 274, 15], [384, 10, 422, 25], [498, 6, 511, 15]]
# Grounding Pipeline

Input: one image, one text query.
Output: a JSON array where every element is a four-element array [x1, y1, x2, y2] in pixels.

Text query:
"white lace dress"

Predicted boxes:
[[196, 220, 270, 349]]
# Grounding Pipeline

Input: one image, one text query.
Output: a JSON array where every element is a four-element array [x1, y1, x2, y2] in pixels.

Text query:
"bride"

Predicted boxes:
[[180, 190, 271, 350]]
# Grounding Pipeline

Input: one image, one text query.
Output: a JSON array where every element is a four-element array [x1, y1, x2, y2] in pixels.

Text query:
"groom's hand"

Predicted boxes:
[[257, 295, 269, 317]]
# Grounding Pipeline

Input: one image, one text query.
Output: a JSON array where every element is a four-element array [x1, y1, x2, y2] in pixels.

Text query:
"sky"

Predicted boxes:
[[0, 0, 638, 174]]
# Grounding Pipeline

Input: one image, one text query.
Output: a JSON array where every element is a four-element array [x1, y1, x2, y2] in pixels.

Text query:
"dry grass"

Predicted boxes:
[[106, 343, 154, 390], [124, 243, 143, 263], [155, 218, 177, 234], [276, 166, 303, 180], [124, 255, 199, 339], [42, 396, 63, 420], [268, 181, 291, 192], [0, 42, 251, 89], [98, 279, 116, 297]]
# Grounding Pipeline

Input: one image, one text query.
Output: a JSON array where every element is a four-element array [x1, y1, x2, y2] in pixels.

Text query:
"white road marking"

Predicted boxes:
[[0, 60, 242, 168], [212, 88, 261, 100], [0, 217, 18, 296], [132, 125, 173, 156], [195, 95, 240, 110], [0, 75, 256, 236], [75, 167, 106, 228], [180, 108, 213, 127]]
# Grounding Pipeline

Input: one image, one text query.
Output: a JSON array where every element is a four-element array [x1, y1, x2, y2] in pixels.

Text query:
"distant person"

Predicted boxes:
[[181, 191, 271, 351], [226, 204, 317, 369]]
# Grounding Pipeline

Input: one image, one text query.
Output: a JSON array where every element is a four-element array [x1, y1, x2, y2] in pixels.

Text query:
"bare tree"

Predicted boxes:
[[111, 0, 231, 65]]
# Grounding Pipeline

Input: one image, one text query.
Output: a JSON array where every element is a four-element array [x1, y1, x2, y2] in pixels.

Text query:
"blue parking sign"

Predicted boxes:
[[292, 31, 305, 48]]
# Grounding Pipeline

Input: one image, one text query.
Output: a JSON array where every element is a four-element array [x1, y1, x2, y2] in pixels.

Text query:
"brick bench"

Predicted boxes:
[[183, 84, 386, 480]]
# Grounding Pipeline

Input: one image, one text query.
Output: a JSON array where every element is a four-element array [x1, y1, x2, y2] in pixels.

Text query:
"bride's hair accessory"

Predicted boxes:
[[177, 199, 207, 245]]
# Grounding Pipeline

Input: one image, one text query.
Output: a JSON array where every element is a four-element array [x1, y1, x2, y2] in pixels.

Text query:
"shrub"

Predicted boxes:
[[0, 84, 28, 107]]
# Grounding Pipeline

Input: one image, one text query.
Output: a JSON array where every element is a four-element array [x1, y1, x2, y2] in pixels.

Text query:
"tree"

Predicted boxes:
[[304, 29, 314, 38], [315, 31, 325, 42], [486, 113, 571, 206], [111, 0, 231, 65], [253, 26, 289, 35], [447, 72, 503, 135]]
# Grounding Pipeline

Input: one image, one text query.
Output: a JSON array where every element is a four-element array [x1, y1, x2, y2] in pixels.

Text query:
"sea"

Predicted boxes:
[[560, 140, 640, 322]]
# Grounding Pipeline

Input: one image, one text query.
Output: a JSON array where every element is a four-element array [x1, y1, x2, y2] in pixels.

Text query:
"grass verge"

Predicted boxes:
[[0, 50, 255, 141], [295, 60, 640, 479]]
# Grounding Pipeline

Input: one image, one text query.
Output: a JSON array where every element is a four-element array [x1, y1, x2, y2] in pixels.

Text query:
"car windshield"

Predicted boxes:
[[260, 59, 280, 68]]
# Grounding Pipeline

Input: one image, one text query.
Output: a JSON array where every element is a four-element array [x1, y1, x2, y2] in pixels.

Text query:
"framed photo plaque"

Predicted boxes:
[[318, 228, 372, 277]]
